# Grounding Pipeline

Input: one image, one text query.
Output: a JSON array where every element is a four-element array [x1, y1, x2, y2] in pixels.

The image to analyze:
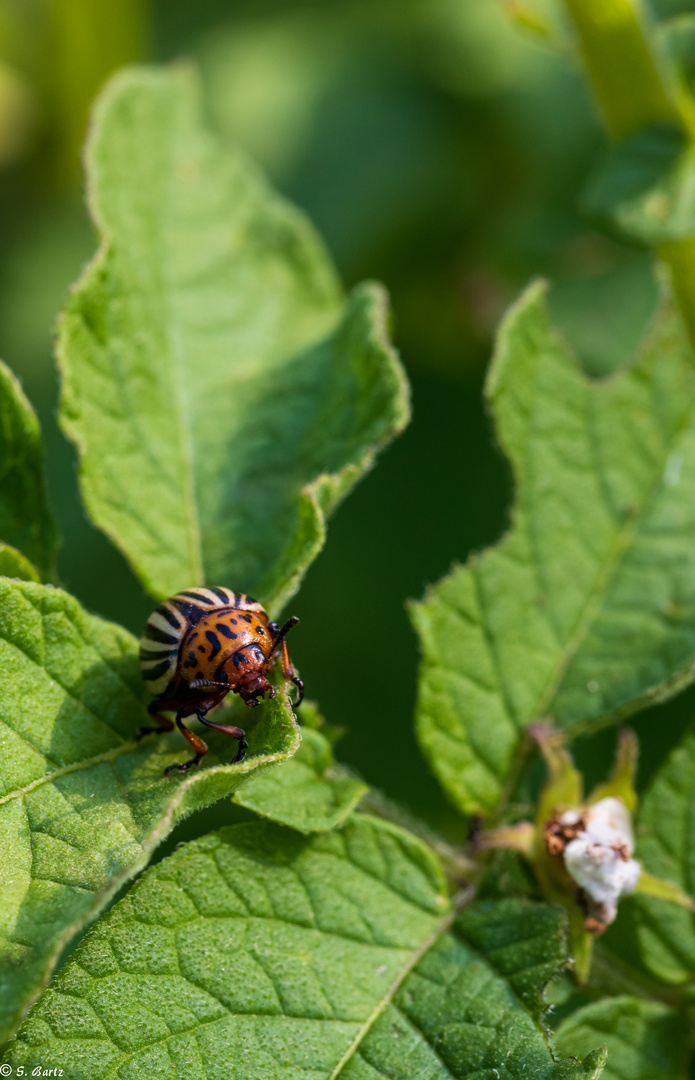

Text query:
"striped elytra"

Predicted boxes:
[[139, 586, 266, 697]]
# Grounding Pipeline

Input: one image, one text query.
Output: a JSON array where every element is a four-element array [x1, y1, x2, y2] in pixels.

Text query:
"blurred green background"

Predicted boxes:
[[1, 0, 694, 837]]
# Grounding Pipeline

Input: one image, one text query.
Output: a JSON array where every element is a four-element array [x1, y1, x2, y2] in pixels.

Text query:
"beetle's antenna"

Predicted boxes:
[[188, 678, 230, 690], [272, 615, 299, 647]]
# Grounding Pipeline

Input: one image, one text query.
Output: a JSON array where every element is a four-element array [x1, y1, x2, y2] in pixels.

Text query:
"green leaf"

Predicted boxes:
[[555, 996, 690, 1080], [0, 543, 40, 582], [584, 123, 695, 245], [5, 816, 602, 1079], [626, 727, 695, 984], [0, 578, 299, 1044], [411, 281, 695, 815], [58, 64, 409, 612], [234, 719, 368, 833], [0, 358, 56, 580]]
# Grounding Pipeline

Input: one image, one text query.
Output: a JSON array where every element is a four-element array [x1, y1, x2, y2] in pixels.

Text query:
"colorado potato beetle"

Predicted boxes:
[[139, 587, 303, 775]]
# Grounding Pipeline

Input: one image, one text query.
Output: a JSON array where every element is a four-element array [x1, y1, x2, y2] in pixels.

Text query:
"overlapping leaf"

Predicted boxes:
[[0, 544, 39, 582], [0, 578, 299, 1044], [617, 726, 695, 984], [555, 996, 690, 1080], [5, 814, 603, 1079], [411, 282, 695, 814], [0, 358, 55, 580], [234, 715, 367, 832], [58, 64, 409, 613]]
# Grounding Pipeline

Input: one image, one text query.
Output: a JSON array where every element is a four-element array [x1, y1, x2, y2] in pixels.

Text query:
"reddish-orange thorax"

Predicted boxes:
[[175, 607, 272, 692]]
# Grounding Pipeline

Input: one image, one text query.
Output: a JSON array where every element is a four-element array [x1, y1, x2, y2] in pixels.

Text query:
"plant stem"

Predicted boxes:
[[562, 0, 695, 345], [563, 0, 678, 138]]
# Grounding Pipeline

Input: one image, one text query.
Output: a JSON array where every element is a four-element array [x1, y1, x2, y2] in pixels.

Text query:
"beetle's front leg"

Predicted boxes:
[[196, 709, 248, 764], [278, 638, 304, 707], [163, 711, 208, 775]]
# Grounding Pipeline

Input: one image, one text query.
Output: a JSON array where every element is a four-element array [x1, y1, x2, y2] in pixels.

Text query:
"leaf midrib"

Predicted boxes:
[[517, 366, 695, 726], [159, 107, 203, 585], [330, 908, 456, 1079]]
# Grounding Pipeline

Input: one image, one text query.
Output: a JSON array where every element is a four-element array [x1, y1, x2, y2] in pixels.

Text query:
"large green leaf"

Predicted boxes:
[[411, 281, 695, 815], [619, 727, 695, 984], [0, 578, 299, 1044], [234, 718, 368, 832], [0, 358, 55, 581], [555, 997, 690, 1080], [58, 64, 409, 613], [4, 815, 603, 1079]]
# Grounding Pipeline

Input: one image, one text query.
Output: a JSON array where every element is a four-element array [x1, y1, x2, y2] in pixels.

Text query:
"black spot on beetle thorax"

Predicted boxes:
[[184, 610, 259, 660]]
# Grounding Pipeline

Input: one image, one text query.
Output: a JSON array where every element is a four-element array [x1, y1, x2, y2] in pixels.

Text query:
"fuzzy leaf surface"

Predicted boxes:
[[412, 283, 695, 814], [6, 817, 602, 1079], [0, 579, 299, 1044], [234, 724, 367, 832], [58, 64, 409, 612], [555, 996, 689, 1080], [0, 359, 56, 580]]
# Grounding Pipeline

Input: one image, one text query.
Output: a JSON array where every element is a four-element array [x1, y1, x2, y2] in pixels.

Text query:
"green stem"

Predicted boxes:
[[563, 0, 678, 138], [562, 0, 695, 346]]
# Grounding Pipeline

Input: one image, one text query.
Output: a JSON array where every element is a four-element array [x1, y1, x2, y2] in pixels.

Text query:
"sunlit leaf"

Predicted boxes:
[[5, 816, 602, 1079], [0, 358, 55, 580], [58, 64, 409, 614], [0, 578, 299, 1043], [412, 282, 695, 814]]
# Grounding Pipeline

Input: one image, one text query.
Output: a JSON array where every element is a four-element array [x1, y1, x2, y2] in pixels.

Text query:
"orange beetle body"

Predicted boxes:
[[139, 587, 302, 775]]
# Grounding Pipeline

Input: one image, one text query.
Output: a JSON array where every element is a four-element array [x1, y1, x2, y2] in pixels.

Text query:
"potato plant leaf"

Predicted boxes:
[[0, 578, 299, 1044], [555, 996, 690, 1080], [622, 727, 695, 984], [0, 358, 56, 581], [5, 816, 603, 1079], [234, 721, 368, 832], [583, 123, 695, 245], [58, 64, 409, 613], [412, 282, 695, 814], [0, 545, 40, 582]]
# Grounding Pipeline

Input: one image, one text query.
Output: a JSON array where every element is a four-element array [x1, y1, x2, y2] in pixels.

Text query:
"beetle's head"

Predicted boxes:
[[230, 645, 274, 705]]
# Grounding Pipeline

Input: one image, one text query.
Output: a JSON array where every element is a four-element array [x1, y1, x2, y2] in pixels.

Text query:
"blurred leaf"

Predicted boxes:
[[555, 996, 690, 1080], [587, 727, 638, 810], [234, 719, 367, 833], [628, 726, 695, 983], [0, 543, 39, 581], [412, 281, 695, 815], [584, 122, 695, 244], [634, 868, 695, 909], [0, 358, 56, 580], [5, 817, 602, 1079], [58, 64, 409, 614], [0, 578, 299, 1044]]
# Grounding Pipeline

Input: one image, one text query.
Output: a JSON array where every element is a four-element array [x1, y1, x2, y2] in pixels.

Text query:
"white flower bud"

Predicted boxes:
[[561, 796, 641, 924]]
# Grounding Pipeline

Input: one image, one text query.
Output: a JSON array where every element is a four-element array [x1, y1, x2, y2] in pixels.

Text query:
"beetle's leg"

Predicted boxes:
[[163, 712, 208, 775], [196, 709, 248, 764], [136, 701, 176, 740], [279, 638, 304, 707]]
